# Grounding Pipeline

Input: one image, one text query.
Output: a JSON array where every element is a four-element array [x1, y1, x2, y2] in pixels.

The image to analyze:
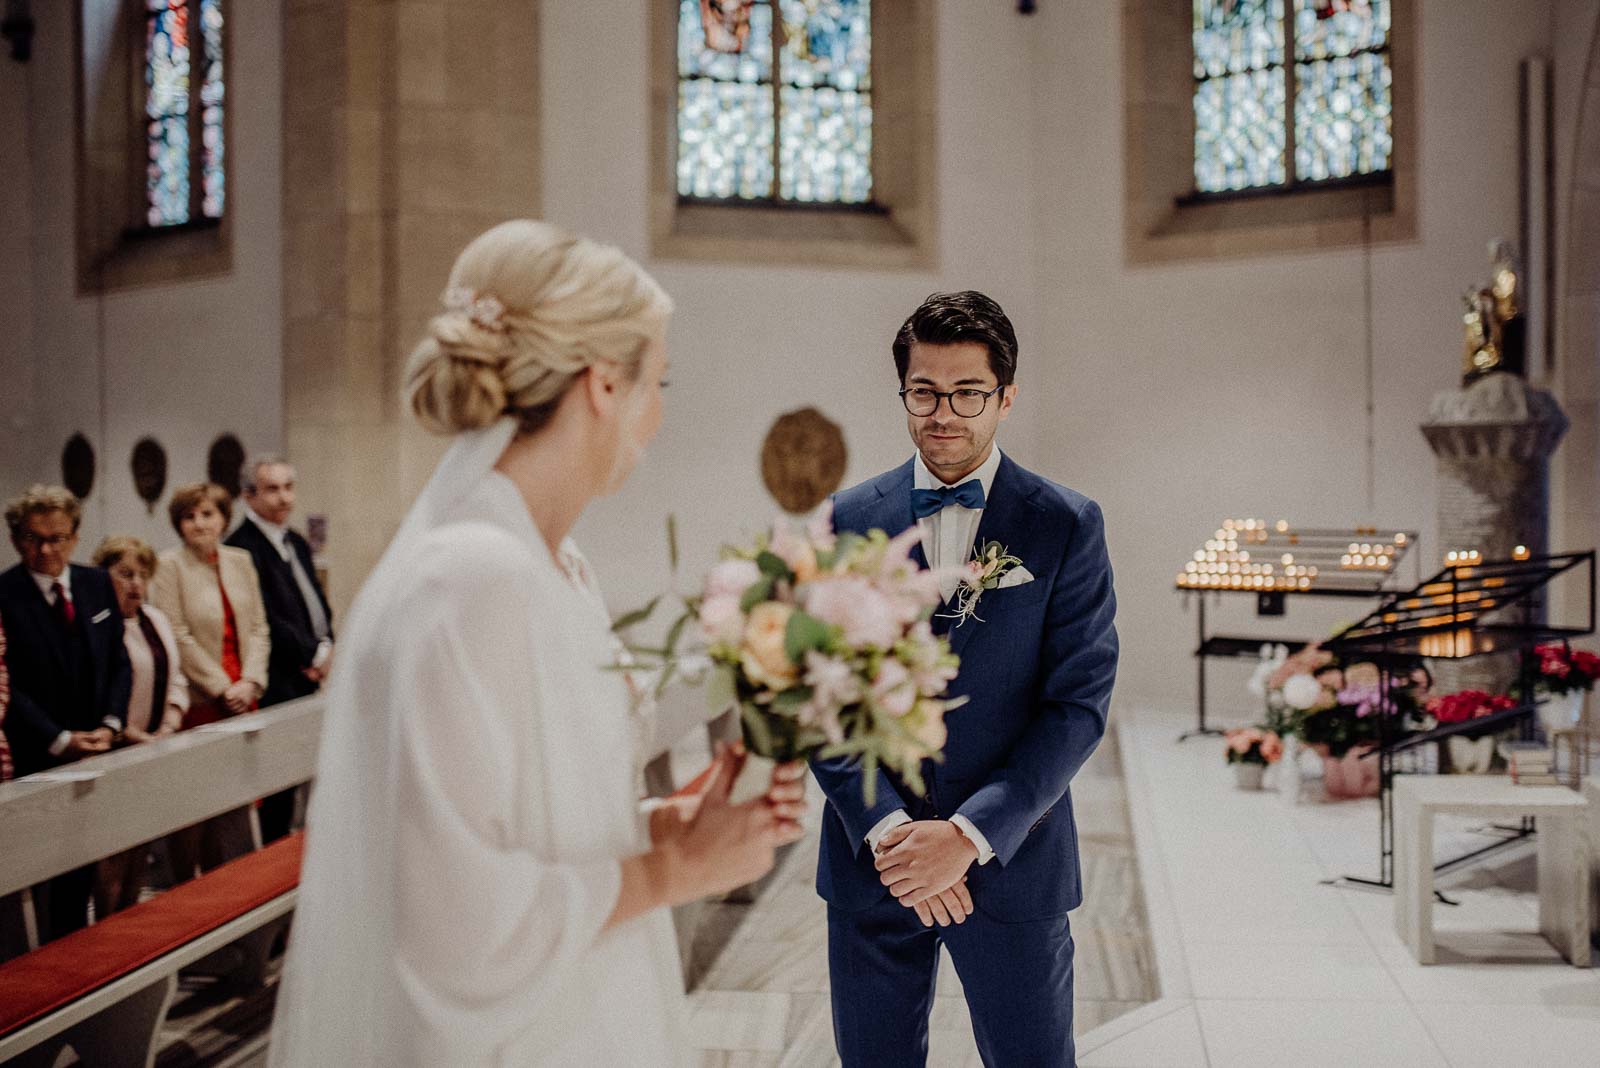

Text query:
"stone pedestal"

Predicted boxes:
[[1420, 374, 1568, 693]]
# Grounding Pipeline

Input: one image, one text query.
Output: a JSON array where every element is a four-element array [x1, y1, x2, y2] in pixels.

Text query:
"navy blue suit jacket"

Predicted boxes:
[[226, 519, 334, 706], [0, 563, 133, 777], [811, 454, 1118, 921]]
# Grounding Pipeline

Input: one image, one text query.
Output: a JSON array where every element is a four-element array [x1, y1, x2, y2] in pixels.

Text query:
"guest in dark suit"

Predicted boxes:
[[226, 456, 333, 842], [0, 485, 133, 940]]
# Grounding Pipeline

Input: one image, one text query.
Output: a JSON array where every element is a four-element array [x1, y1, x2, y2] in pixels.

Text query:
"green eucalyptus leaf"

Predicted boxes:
[[772, 686, 814, 714], [756, 551, 791, 581], [783, 610, 832, 663], [739, 577, 775, 613], [611, 595, 662, 633], [706, 663, 737, 717], [663, 611, 691, 657], [740, 700, 775, 756]]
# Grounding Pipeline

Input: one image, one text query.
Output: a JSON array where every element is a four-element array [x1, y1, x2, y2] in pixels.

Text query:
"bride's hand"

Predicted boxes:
[[765, 758, 808, 824], [660, 747, 805, 904]]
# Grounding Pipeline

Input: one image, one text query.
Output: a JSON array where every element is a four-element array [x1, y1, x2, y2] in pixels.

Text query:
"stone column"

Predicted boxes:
[[280, 2, 541, 614], [1420, 374, 1569, 693]]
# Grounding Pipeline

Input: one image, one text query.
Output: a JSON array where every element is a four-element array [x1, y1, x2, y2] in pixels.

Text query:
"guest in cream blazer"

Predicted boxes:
[[152, 483, 270, 721], [151, 482, 270, 878]]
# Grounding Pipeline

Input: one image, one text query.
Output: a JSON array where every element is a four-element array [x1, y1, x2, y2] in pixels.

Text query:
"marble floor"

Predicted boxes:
[[683, 728, 1158, 1066], [1079, 703, 1600, 1068]]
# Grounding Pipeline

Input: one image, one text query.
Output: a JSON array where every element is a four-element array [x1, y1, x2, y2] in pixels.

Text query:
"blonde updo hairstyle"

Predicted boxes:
[[405, 220, 673, 436]]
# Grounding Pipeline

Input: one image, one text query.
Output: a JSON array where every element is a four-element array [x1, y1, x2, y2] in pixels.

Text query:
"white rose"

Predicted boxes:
[[1281, 673, 1324, 711]]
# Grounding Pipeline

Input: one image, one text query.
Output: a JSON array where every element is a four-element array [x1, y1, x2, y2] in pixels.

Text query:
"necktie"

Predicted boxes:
[[285, 543, 331, 641], [911, 479, 986, 520], [52, 581, 75, 627]]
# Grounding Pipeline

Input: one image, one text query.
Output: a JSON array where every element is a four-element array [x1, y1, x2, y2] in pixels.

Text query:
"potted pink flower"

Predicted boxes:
[[1425, 690, 1517, 773], [1224, 727, 1283, 790], [1532, 644, 1600, 732]]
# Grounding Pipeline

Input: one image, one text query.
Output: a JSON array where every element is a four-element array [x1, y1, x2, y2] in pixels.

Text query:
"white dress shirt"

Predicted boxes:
[[244, 506, 333, 670], [33, 566, 122, 754], [862, 446, 1003, 867]]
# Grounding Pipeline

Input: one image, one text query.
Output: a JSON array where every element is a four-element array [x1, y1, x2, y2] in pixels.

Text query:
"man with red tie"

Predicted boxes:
[[0, 485, 132, 939]]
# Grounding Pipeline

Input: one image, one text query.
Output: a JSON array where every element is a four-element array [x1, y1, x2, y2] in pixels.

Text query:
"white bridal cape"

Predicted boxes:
[[268, 420, 687, 1066]]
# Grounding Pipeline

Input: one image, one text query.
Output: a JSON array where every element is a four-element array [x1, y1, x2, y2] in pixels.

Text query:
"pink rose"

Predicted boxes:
[[771, 525, 820, 584], [707, 558, 761, 601], [698, 593, 745, 645], [804, 576, 903, 649], [872, 658, 917, 718], [803, 651, 863, 709], [1259, 732, 1283, 763]]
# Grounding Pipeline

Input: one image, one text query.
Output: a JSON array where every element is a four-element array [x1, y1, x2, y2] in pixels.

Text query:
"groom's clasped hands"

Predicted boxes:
[[874, 821, 979, 928]]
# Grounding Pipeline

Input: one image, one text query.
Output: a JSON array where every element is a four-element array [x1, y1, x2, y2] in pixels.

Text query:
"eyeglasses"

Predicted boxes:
[[899, 385, 1005, 419], [19, 532, 74, 548]]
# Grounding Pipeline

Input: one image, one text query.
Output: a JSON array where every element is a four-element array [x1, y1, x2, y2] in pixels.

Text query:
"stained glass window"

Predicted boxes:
[[1192, 0, 1391, 194], [143, 0, 225, 228], [677, 0, 872, 205]]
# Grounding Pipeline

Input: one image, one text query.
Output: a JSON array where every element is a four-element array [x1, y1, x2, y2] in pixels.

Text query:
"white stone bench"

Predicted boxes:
[[1393, 775, 1590, 966]]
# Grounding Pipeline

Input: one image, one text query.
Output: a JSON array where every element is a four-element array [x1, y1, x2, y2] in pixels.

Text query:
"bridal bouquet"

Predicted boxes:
[[616, 507, 963, 807]]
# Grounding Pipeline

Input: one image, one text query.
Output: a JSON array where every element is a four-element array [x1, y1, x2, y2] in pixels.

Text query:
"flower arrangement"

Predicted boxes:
[[619, 506, 963, 807], [946, 540, 1023, 626], [1532, 644, 1600, 697], [1425, 690, 1518, 725], [1224, 727, 1283, 767], [1289, 665, 1428, 759]]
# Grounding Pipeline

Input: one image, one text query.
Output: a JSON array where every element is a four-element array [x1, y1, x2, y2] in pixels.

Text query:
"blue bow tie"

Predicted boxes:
[[911, 479, 986, 519]]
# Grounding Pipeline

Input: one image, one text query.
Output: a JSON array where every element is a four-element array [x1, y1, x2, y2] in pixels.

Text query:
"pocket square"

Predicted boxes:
[[997, 566, 1034, 589], [91, 608, 112, 624]]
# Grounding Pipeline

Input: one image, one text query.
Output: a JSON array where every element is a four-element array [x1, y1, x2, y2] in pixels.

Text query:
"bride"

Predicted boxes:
[[268, 221, 806, 1066]]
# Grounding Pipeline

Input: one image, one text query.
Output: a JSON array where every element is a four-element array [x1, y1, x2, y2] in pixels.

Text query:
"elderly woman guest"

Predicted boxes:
[[151, 483, 270, 877], [92, 536, 188, 913]]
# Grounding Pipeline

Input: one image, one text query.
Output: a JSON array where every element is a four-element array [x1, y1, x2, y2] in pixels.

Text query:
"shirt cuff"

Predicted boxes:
[[49, 731, 72, 757], [101, 716, 123, 732], [312, 640, 334, 671], [864, 809, 912, 854], [950, 814, 996, 866]]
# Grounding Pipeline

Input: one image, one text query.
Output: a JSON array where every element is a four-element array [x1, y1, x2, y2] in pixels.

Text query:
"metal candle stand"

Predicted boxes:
[[1175, 521, 1421, 741], [1322, 550, 1597, 895]]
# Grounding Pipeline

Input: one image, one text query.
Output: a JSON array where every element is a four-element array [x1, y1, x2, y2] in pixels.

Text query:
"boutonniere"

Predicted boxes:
[[946, 540, 1025, 626]]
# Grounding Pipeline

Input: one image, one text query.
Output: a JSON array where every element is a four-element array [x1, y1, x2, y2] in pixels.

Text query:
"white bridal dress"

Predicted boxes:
[[268, 419, 687, 1066]]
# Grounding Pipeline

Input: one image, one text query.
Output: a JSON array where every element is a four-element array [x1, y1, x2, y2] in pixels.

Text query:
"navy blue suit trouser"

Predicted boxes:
[[828, 898, 1076, 1067]]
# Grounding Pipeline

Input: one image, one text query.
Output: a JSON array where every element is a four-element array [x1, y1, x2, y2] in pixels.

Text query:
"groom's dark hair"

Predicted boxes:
[[892, 291, 1018, 387]]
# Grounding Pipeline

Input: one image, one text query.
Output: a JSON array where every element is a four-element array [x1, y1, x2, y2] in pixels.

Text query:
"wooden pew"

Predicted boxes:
[[0, 698, 322, 1066], [0, 835, 302, 1068]]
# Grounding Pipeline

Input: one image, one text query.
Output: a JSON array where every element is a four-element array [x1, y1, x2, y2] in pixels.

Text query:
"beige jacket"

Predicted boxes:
[[151, 544, 271, 701]]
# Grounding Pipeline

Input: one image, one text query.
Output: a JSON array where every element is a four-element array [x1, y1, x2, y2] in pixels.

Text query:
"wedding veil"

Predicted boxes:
[[267, 417, 517, 1066]]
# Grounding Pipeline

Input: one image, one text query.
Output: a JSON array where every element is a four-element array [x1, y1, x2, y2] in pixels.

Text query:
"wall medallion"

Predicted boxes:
[[760, 407, 848, 515], [131, 438, 168, 514], [61, 433, 96, 500], [207, 433, 246, 497]]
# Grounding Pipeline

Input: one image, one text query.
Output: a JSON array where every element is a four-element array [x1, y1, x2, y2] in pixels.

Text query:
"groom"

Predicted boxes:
[[812, 291, 1118, 1066]]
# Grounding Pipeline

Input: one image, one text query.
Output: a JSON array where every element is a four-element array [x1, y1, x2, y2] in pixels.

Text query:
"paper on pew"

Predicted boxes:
[[197, 716, 268, 735], [26, 769, 101, 783]]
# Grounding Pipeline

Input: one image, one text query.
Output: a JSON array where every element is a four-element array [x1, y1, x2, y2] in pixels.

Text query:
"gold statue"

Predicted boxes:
[[1461, 240, 1525, 385]]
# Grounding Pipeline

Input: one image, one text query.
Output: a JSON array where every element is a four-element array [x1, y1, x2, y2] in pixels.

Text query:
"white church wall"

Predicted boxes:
[[1, 0, 283, 554], [546, 1, 1568, 708], [2, 1, 1578, 711], [549, 0, 1045, 627], [1029, 0, 1564, 710]]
